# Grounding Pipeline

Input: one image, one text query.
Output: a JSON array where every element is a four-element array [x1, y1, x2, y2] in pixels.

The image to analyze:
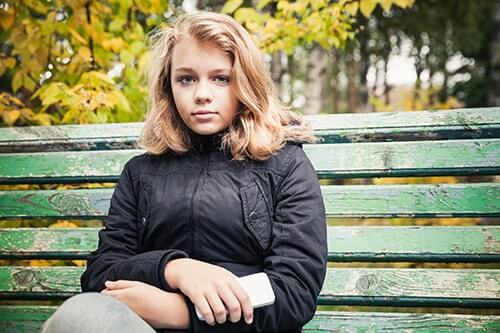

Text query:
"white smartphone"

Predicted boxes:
[[195, 272, 275, 321]]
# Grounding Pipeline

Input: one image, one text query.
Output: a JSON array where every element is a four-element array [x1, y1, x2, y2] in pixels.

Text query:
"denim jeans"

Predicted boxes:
[[41, 292, 156, 333]]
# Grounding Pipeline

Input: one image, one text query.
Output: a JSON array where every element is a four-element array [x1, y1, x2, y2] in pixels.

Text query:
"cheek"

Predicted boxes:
[[171, 88, 189, 109]]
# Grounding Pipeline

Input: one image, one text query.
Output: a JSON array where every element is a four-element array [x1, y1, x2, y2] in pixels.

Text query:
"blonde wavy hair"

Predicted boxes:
[[139, 11, 316, 161]]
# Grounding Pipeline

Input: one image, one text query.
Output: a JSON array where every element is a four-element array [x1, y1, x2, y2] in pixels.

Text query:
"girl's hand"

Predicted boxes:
[[101, 280, 189, 329], [165, 258, 253, 326]]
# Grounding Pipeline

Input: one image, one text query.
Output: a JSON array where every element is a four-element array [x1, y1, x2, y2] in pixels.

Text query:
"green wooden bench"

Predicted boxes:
[[0, 107, 499, 332]]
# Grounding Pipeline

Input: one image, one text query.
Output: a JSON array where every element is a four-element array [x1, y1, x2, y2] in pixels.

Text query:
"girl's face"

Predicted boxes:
[[170, 37, 239, 136]]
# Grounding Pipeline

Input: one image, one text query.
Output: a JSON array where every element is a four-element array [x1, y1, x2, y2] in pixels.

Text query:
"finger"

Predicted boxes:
[[101, 289, 121, 299], [105, 280, 137, 290], [205, 290, 228, 325], [217, 285, 241, 323], [193, 295, 216, 326], [229, 280, 253, 324]]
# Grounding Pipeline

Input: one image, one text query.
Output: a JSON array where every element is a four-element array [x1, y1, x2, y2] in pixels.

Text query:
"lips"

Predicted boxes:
[[193, 110, 216, 115]]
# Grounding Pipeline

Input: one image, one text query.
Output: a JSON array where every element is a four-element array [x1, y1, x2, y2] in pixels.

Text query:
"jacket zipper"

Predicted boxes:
[[190, 153, 209, 257]]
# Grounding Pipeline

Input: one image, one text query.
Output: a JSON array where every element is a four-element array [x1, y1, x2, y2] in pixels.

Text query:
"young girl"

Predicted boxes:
[[42, 11, 327, 333]]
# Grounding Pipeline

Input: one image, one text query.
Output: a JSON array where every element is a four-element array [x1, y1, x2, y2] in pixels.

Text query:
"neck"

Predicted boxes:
[[189, 130, 226, 153]]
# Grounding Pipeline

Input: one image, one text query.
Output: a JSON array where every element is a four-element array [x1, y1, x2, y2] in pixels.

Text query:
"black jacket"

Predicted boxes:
[[81, 135, 327, 333]]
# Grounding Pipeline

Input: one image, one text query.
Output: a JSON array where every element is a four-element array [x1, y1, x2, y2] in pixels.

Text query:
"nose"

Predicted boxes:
[[194, 80, 213, 104]]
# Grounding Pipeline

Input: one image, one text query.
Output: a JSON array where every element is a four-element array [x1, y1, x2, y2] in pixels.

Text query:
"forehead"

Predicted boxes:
[[171, 37, 232, 72]]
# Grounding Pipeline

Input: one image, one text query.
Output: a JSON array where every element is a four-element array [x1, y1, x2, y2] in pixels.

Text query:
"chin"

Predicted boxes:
[[191, 127, 220, 136]]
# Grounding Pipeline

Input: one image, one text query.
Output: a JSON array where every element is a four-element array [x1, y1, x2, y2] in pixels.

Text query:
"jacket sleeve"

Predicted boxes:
[[185, 146, 328, 332], [80, 156, 189, 293]]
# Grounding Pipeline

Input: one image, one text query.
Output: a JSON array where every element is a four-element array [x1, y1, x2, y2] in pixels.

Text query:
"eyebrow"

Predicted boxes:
[[174, 67, 231, 74]]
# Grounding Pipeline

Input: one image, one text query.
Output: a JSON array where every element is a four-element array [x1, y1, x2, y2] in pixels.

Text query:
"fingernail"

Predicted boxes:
[[246, 317, 253, 324]]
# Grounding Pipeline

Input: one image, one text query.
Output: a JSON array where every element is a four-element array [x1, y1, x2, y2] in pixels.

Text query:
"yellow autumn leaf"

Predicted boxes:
[[5, 58, 16, 69], [0, 11, 14, 30], [68, 27, 88, 45], [32, 113, 52, 126], [393, 0, 415, 8], [12, 72, 24, 93], [62, 107, 79, 124], [2, 110, 21, 126], [221, 0, 243, 14], [360, 0, 377, 17], [78, 47, 92, 62], [102, 37, 124, 53], [343, 2, 359, 16], [257, 0, 271, 10], [72, 260, 87, 267], [49, 221, 78, 228], [379, 0, 393, 12]]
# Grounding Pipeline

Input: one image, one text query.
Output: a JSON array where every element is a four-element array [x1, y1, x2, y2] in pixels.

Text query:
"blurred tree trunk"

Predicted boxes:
[[331, 51, 340, 114], [304, 46, 327, 115], [489, 2, 500, 106], [270, 51, 283, 87], [346, 54, 359, 113]]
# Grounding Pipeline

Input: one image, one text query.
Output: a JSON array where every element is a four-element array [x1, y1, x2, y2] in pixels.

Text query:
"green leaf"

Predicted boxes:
[[109, 18, 126, 32], [130, 41, 144, 55], [257, 0, 271, 10], [80, 71, 115, 88], [61, 107, 79, 124], [24, 76, 37, 92], [120, 49, 134, 65], [112, 90, 132, 113], [221, 0, 244, 14]]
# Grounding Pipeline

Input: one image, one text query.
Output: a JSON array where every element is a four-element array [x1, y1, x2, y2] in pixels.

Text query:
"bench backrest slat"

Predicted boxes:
[[1, 266, 498, 308], [1, 108, 499, 152], [1, 227, 498, 262], [1, 139, 499, 183], [1, 183, 499, 218]]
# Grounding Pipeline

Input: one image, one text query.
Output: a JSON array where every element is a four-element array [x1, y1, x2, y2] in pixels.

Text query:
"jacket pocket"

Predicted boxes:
[[240, 180, 273, 251], [137, 184, 151, 251]]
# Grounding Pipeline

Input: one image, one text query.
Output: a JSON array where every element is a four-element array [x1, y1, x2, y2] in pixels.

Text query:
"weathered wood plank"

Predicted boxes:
[[1, 139, 499, 184], [322, 183, 500, 217], [1, 108, 499, 152], [326, 226, 500, 262], [0, 150, 136, 184], [0, 122, 142, 153], [0, 188, 112, 218], [0, 228, 99, 259], [1, 226, 499, 262], [1, 267, 498, 307], [303, 311, 500, 332], [0, 306, 498, 333], [307, 139, 500, 179], [320, 268, 500, 303], [0, 306, 55, 333], [1, 183, 498, 219]]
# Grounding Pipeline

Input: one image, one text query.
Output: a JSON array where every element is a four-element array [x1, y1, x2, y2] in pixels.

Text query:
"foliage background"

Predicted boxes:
[[0, 0, 497, 127]]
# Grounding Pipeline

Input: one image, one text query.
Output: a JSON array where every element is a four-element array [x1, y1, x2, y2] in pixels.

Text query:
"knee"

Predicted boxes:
[[41, 292, 128, 332]]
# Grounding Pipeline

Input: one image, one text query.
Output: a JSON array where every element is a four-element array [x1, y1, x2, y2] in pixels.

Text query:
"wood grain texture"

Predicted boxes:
[[1, 183, 498, 218], [1, 139, 499, 183], [1, 226, 499, 262], [1, 267, 498, 308], [1, 108, 499, 152], [0, 306, 498, 332]]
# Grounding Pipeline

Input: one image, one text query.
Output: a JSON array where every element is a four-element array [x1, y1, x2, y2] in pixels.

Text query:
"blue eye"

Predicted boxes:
[[178, 76, 194, 85], [214, 76, 230, 85]]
